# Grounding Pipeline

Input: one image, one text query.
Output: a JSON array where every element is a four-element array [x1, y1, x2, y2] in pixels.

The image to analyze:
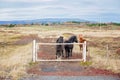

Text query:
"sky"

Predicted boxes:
[[0, 0, 120, 22]]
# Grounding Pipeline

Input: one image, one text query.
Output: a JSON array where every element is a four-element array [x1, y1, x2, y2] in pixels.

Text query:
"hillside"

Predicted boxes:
[[0, 18, 88, 25]]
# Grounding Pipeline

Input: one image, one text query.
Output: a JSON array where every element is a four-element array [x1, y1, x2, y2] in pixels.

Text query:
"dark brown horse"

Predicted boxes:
[[56, 36, 64, 59], [64, 35, 78, 58]]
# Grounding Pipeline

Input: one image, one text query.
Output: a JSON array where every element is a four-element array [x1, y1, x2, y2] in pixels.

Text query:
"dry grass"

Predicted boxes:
[[89, 46, 120, 73], [0, 29, 32, 80], [0, 43, 32, 80], [87, 35, 120, 73], [0, 25, 120, 79]]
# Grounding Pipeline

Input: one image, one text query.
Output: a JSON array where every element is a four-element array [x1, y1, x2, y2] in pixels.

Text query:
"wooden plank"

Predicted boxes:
[[32, 40, 36, 62], [37, 43, 84, 45], [83, 41, 87, 62], [36, 59, 83, 62], [33, 40, 87, 62]]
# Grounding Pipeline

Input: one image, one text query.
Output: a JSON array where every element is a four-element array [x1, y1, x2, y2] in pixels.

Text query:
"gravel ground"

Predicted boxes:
[[20, 36, 120, 80], [20, 76, 120, 80]]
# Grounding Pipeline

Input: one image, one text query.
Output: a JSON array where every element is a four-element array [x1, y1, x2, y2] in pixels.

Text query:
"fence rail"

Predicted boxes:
[[32, 40, 87, 62], [37, 43, 84, 45], [36, 59, 83, 62]]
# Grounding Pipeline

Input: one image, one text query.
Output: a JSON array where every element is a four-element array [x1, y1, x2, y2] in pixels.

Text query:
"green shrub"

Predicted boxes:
[[112, 23, 120, 26], [80, 61, 92, 66], [8, 24, 16, 28], [87, 23, 107, 27]]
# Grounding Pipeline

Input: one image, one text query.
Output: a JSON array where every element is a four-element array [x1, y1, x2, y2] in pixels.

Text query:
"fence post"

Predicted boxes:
[[105, 44, 109, 65], [83, 41, 87, 62], [32, 40, 36, 62]]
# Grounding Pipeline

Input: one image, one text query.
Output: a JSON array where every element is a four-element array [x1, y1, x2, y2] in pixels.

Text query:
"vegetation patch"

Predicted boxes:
[[0, 25, 120, 79], [29, 62, 39, 67], [80, 61, 92, 67]]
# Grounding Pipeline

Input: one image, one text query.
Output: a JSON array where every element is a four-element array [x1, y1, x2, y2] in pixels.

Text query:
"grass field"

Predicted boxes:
[[0, 25, 120, 80]]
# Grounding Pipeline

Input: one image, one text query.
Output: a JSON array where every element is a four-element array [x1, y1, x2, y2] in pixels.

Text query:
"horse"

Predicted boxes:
[[56, 36, 64, 59], [79, 34, 88, 51], [64, 35, 78, 58]]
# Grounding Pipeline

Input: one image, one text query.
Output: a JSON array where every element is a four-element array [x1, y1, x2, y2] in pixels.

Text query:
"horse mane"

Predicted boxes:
[[56, 36, 64, 43], [68, 35, 77, 42], [79, 36, 86, 43]]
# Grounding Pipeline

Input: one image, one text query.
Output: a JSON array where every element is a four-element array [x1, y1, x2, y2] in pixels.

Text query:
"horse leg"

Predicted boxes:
[[69, 49, 71, 57], [70, 49, 73, 57], [79, 45, 82, 51], [79, 45, 83, 54], [65, 49, 67, 58], [65, 49, 69, 58], [59, 49, 63, 59], [56, 52, 59, 59], [65, 47, 68, 58], [59, 51, 61, 59], [61, 50, 64, 57], [56, 50, 58, 59], [67, 49, 70, 58], [86, 45, 88, 52], [56, 50, 61, 59], [65, 50, 68, 58]]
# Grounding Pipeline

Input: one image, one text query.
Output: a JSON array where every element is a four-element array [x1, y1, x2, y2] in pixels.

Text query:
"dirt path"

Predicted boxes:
[[27, 62, 120, 76], [22, 61, 120, 80], [23, 35, 120, 80], [20, 76, 120, 80], [21, 61, 120, 80]]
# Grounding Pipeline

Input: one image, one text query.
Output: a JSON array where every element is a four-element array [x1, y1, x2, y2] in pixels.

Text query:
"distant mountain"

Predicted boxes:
[[0, 18, 89, 25]]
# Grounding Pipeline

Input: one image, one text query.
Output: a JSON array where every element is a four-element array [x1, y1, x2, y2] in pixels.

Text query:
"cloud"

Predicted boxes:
[[0, 5, 69, 20], [0, 0, 56, 3], [0, 0, 120, 22]]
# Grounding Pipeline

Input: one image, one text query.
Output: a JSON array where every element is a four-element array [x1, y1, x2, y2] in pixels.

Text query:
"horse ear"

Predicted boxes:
[[79, 34, 83, 38]]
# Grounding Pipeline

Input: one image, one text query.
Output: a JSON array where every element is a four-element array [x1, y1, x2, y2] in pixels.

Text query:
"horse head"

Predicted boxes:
[[74, 36, 78, 43], [69, 35, 78, 43], [56, 36, 64, 43]]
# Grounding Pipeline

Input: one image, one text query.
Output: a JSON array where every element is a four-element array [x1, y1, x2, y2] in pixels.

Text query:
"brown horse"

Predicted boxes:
[[79, 34, 88, 51]]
